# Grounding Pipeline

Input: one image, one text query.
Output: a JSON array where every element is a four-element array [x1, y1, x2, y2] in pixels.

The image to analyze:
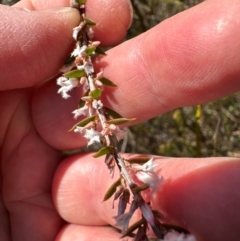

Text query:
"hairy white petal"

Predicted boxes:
[[72, 105, 88, 119], [162, 231, 197, 241]]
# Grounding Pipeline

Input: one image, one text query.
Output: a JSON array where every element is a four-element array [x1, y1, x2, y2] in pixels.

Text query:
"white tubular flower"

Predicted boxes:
[[92, 100, 103, 110], [57, 77, 78, 99], [83, 128, 102, 146], [136, 171, 163, 194], [163, 231, 197, 241], [134, 158, 163, 194], [71, 45, 87, 57], [87, 27, 94, 39], [141, 158, 159, 173], [72, 105, 88, 119], [73, 22, 85, 40]]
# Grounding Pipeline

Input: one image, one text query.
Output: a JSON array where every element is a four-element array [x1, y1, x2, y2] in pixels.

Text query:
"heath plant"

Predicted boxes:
[[57, 1, 197, 240]]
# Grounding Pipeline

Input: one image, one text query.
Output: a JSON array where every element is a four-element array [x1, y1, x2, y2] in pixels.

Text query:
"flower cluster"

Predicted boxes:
[[57, 1, 196, 240]]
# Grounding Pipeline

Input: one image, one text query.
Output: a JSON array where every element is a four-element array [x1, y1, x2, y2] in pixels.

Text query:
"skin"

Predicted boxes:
[[0, 0, 240, 240]]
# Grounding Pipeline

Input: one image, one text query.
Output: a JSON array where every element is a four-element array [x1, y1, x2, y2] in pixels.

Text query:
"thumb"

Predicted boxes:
[[0, 5, 80, 90]]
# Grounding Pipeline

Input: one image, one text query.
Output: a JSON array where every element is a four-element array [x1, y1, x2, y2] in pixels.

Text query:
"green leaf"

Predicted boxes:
[[77, 0, 86, 3], [64, 69, 85, 78], [95, 46, 107, 55], [105, 107, 122, 119], [106, 118, 136, 125], [126, 156, 151, 164], [85, 46, 96, 56], [132, 183, 149, 193], [90, 88, 102, 99], [70, 115, 96, 131], [83, 17, 96, 26], [121, 219, 145, 238], [103, 178, 121, 202], [99, 77, 117, 87], [93, 146, 113, 158]]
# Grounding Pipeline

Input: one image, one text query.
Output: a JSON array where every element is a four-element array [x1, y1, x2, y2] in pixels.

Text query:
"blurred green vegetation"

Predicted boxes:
[[126, 0, 240, 157], [2, 0, 240, 157]]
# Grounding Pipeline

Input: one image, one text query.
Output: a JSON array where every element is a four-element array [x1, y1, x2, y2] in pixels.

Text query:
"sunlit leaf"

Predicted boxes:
[[126, 156, 152, 164], [132, 183, 149, 193], [103, 178, 121, 202], [95, 46, 107, 55], [70, 115, 96, 131], [64, 69, 85, 78], [106, 118, 136, 125], [90, 88, 102, 99], [93, 146, 113, 158], [105, 107, 122, 119], [85, 46, 96, 56], [99, 77, 117, 87], [83, 17, 96, 26]]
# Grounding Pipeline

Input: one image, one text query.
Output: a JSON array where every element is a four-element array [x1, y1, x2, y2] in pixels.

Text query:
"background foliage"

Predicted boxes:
[[2, 0, 240, 157]]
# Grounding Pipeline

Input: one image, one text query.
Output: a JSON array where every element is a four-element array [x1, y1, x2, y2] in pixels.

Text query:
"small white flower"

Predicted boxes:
[[163, 231, 197, 241], [72, 105, 88, 119], [136, 171, 163, 194], [71, 45, 87, 57], [83, 128, 102, 146], [73, 22, 85, 40], [57, 77, 78, 99], [87, 27, 94, 39], [92, 100, 103, 110], [142, 158, 159, 173]]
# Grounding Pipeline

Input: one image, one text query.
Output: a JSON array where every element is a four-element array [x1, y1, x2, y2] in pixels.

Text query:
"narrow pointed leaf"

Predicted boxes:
[[105, 107, 122, 119], [70, 115, 96, 131], [106, 118, 136, 125], [121, 219, 145, 238], [99, 77, 117, 87], [95, 46, 107, 55], [93, 146, 113, 158], [83, 17, 96, 26], [64, 69, 85, 78], [132, 183, 149, 193], [85, 46, 96, 56], [127, 156, 152, 164], [90, 88, 102, 99], [103, 178, 121, 202]]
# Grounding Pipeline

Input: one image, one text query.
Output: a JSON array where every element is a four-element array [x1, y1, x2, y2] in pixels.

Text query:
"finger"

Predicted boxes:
[[53, 153, 240, 241], [55, 224, 125, 241], [93, 0, 240, 122], [0, 5, 80, 90], [14, 0, 133, 46], [32, 0, 240, 150], [1, 90, 63, 241]]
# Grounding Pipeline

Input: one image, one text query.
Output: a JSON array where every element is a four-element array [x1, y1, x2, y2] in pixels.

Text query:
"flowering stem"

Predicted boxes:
[[57, 0, 165, 239]]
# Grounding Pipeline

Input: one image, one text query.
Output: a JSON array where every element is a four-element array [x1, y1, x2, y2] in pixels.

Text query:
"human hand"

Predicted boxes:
[[1, 1, 240, 241], [0, 0, 131, 240], [52, 0, 240, 241]]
